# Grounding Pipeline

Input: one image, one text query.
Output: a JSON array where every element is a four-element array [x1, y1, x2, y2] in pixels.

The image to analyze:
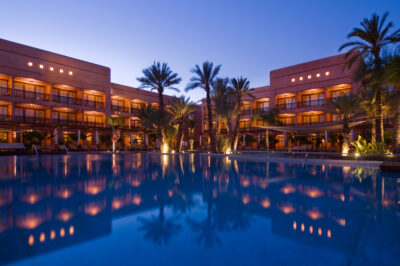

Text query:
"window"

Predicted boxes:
[[331, 89, 350, 98], [239, 120, 251, 129], [241, 103, 251, 112], [131, 119, 142, 128], [84, 94, 102, 103], [0, 106, 7, 116], [84, 114, 103, 124], [256, 101, 269, 111], [131, 102, 145, 110], [52, 111, 76, 122], [0, 79, 7, 88], [277, 97, 295, 109], [278, 116, 295, 125], [302, 114, 324, 124], [14, 82, 46, 99], [112, 100, 124, 107], [14, 107, 44, 118], [302, 93, 324, 106]]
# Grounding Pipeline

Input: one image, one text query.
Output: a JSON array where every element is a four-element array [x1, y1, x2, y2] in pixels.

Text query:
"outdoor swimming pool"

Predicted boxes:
[[0, 153, 399, 265]]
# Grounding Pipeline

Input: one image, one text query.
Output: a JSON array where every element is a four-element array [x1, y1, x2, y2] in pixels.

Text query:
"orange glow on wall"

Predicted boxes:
[[57, 211, 74, 222], [28, 235, 34, 246], [112, 199, 122, 210], [85, 185, 103, 195], [318, 228, 322, 236], [17, 216, 44, 229], [261, 198, 270, 208], [85, 206, 101, 216], [304, 188, 324, 198], [293, 221, 297, 230], [241, 180, 250, 187], [338, 218, 346, 226], [168, 190, 173, 197], [327, 229, 332, 238], [69, 225, 74, 235], [39, 232, 45, 242], [133, 195, 142, 205], [306, 210, 324, 220], [309, 226, 313, 234], [131, 180, 141, 187], [242, 195, 250, 205], [280, 205, 295, 214], [301, 223, 305, 232], [50, 230, 56, 240], [281, 185, 296, 194], [60, 228, 65, 237]]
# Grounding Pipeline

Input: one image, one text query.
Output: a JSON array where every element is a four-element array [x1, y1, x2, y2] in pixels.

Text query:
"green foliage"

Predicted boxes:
[[24, 131, 45, 148], [351, 136, 392, 154], [106, 115, 125, 130], [216, 135, 230, 153]]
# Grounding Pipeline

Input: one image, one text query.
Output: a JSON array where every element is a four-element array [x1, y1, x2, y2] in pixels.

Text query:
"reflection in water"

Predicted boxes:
[[0, 153, 399, 265]]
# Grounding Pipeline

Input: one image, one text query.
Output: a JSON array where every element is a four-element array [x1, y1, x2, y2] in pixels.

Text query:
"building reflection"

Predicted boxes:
[[0, 153, 399, 264]]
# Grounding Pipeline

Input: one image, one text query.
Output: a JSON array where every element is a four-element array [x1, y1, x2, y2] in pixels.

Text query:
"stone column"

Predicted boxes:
[[95, 131, 99, 145], [324, 130, 328, 151], [243, 134, 246, 147], [145, 133, 148, 145], [283, 132, 287, 150], [199, 135, 202, 146], [77, 129, 81, 145], [350, 129, 355, 142], [54, 128, 58, 145], [258, 132, 260, 145], [130, 133, 133, 145]]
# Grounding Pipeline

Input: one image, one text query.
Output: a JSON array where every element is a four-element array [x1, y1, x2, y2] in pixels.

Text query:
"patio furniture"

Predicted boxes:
[[0, 143, 26, 150]]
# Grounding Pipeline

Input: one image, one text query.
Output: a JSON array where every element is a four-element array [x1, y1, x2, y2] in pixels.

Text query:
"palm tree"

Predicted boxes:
[[386, 55, 400, 152], [105, 115, 125, 152], [212, 78, 229, 138], [327, 94, 360, 153], [186, 61, 221, 153], [168, 96, 197, 152], [252, 108, 280, 150], [339, 12, 400, 143], [137, 62, 181, 151], [229, 77, 253, 151], [359, 87, 378, 142]]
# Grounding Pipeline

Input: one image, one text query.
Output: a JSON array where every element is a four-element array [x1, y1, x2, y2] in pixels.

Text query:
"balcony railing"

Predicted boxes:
[[82, 121, 105, 128], [13, 88, 50, 101], [298, 119, 326, 126], [52, 95, 82, 105], [297, 98, 325, 108], [82, 99, 105, 108], [0, 114, 11, 121], [111, 105, 129, 113], [253, 107, 269, 114], [51, 118, 80, 126], [0, 87, 10, 96], [14, 116, 48, 123], [276, 102, 296, 110], [240, 109, 252, 115]]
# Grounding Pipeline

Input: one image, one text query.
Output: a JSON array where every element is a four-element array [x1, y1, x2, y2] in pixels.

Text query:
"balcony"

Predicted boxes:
[[52, 95, 82, 105], [276, 102, 296, 110], [111, 105, 129, 113], [253, 107, 269, 114], [0, 114, 11, 121], [0, 87, 10, 96], [82, 121, 104, 128], [298, 120, 326, 126], [240, 109, 252, 115], [14, 116, 48, 124], [51, 118, 80, 126], [13, 88, 50, 101], [297, 98, 325, 108], [82, 99, 105, 108]]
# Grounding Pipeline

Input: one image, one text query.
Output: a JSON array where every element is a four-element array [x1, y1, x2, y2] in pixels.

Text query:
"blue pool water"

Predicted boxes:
[[0, 153, 399, 265]]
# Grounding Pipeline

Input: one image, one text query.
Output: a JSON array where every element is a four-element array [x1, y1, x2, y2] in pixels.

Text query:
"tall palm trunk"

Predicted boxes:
[[231, 112, 241, 151], [375, 88, 384, 143], [176, 118, 184, 152], [342, 116, 351, 152], [157, 89, 167, 149], [265, 129, 269, 150], [371, 117, 376, 142], [394, 89, 400, 153], [206, 87, 216, 152]]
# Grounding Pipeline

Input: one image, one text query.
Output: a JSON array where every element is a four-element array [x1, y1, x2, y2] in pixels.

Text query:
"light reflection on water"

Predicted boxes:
[[0, 153, 399, 266]]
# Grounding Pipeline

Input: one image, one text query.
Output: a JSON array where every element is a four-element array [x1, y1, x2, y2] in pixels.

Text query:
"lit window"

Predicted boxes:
[[28, 62, 33, 67], [291, 78, 295, 82], [59, 69, 64, 73], [325, 71, 330, 76], [299, 77, 303, 81], [68, 71, 73, 76], [39, 64, 44, 69], [307, 75, 312, 79], [316, 73, 321, 78], [49, 67, 54, 71]]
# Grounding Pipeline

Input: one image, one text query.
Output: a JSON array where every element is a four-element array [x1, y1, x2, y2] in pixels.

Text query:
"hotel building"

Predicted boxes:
[[0, 39, 177, 148], [200, 54, 363, 150]]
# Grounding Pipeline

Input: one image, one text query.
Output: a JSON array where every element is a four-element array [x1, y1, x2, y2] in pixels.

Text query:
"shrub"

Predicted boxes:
[[351, 136, 392, 154]]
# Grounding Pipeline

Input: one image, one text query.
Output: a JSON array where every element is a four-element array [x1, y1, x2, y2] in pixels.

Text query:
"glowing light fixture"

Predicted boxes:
[[307, 75, 312, 79], [28, 62, 33, 67], [28, 235, 34, 246], [50, 230, 56, 240], [69, 71, 73, 76], [299, 76, 303, 81], [161, 143, 169, 153], [39, 232, 45, 242], [49, 67, 54, 71], [316, 73, 321, 78], [39, 64, 44, 69], [325, 71, 330, 76], [59, 69, 64, 73], [60, 228, 65, 237], [291, 78, 295, 82]]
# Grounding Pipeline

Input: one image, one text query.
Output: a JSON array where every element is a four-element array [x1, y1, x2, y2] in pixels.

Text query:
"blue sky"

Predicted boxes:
[[1, 0, 400, 102]]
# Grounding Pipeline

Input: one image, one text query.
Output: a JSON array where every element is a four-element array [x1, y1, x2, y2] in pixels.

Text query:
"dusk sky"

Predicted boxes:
[[1, 0, 400, 102]]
